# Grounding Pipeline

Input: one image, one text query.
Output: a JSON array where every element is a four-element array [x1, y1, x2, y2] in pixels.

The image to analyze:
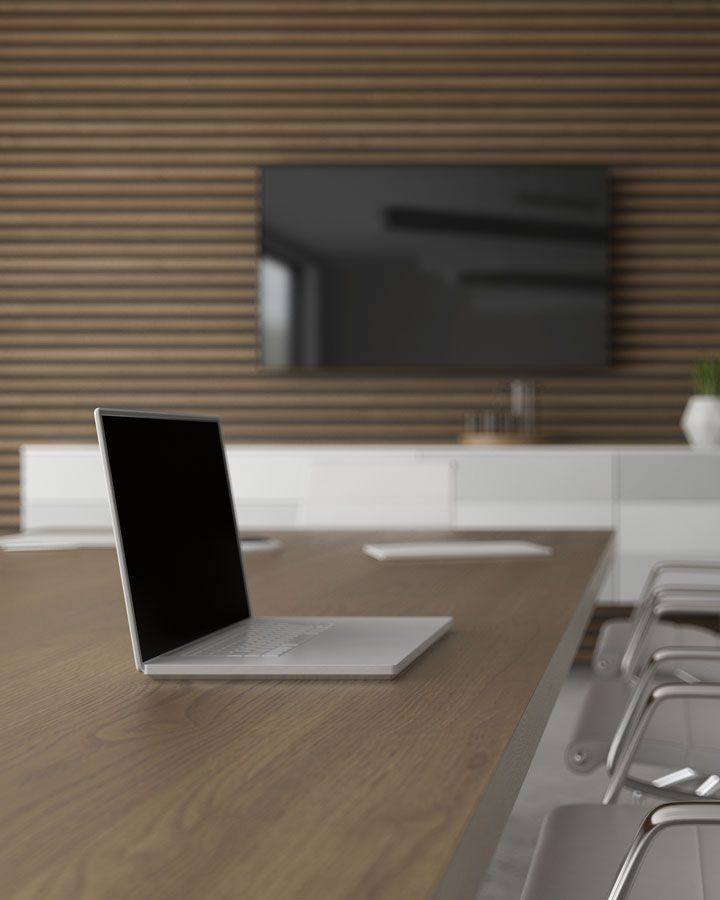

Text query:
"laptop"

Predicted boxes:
[[95, 409, 452, 678]]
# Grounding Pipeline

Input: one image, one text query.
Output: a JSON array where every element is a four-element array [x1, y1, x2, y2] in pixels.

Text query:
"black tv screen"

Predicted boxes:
[[259, 166, 608, 369]]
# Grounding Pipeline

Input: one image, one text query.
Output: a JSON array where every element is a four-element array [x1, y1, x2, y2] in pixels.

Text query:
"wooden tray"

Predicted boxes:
[[458, 431, 551, 445]]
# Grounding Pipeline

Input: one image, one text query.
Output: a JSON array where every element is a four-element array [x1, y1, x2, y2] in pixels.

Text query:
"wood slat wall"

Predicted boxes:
[[2, 0, 720, 531]]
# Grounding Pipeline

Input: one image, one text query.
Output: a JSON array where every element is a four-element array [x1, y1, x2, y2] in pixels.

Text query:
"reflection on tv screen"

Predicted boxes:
[[260, 166, 608, 370]]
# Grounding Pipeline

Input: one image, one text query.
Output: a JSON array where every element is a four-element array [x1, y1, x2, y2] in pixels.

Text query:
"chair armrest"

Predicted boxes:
[[604, 683, 720, 804], [607, 802, 720, 900], [620, 587, 720, 679], [607, 646, 720, 773]]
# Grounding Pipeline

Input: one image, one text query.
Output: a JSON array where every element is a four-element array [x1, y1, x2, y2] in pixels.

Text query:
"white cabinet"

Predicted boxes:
[[21, 445, 111, 530], [441, 451, 614, 529], [20, 445, 452, 532], [21, 445, 308, 532], [617, 453, 720, 600], [224, 450, 306, 528], [299, 456, 453, 528]]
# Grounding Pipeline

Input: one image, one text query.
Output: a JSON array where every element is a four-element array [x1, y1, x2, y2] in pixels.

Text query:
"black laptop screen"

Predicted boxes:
[[99, 413, 250, 661]]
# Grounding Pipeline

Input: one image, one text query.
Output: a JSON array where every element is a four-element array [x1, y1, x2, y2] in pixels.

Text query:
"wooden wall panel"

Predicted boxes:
[[1, 0, 720, 530]]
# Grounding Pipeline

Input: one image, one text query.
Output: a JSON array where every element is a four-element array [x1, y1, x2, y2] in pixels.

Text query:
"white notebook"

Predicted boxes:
[[363, 540, 553, 561], [0, 530, 282, 554], [0, 531, 116, 551]]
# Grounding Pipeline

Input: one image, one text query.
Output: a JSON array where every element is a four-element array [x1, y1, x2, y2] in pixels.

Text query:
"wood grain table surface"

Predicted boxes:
[[1, 530, 612, 900]]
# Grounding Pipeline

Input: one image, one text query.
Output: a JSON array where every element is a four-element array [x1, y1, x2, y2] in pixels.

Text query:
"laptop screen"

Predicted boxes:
[[98, 412, 250, 661]]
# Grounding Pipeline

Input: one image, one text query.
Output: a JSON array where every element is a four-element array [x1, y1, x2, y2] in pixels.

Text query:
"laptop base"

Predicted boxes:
[[143, 616, 452, 679]]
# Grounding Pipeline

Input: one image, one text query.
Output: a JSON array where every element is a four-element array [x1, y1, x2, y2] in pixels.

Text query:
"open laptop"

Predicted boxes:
[[95, 409, 452, 678]]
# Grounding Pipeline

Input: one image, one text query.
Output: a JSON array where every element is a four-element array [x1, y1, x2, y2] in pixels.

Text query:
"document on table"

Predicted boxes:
[[363, 541, 554, 561]]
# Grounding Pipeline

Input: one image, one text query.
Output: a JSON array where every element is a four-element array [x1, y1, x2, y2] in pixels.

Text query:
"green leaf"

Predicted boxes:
[[693, 358, 720, 396]]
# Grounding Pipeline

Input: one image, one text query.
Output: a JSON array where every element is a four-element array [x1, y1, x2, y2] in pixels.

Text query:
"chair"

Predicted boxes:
[[520, 802, 720, 900], [568, 580, 720, 778], [568, 651, 720, 797], [593, 560, 720, 680], [523, 684, 720, 900]]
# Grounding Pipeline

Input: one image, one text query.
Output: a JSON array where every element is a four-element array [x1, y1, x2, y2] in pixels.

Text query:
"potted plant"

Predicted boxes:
[[681, 358, 720, 447]]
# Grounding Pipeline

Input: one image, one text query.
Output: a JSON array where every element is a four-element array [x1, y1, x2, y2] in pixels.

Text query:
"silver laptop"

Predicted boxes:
[[95, 409, 452, 678]]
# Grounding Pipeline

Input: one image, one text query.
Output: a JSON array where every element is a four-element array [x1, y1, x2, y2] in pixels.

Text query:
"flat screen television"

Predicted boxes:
[[259, 165, 608, 369]]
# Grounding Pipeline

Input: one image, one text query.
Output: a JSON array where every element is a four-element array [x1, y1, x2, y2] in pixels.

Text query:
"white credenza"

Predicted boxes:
[[19, 446, 455, 532], [18, 443, 720, 604]]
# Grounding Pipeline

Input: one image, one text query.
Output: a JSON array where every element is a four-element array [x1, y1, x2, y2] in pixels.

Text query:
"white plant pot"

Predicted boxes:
[[681, 395, 720, 448]]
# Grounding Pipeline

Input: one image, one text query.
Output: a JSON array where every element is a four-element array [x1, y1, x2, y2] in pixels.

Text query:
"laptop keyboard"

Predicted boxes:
[[186, 621, 334, 659]]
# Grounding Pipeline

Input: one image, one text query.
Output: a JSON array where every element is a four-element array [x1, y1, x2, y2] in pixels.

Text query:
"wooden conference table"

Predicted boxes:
[[1, 530, 611, 900]]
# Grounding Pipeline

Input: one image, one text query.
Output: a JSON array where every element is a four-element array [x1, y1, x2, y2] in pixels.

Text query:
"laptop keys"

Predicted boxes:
[[189, 622, 333, 658], [261, 645, 297, 657]]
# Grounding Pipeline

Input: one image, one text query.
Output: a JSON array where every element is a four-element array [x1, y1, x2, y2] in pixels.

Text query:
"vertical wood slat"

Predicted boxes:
[[1, 0, 720, 531]]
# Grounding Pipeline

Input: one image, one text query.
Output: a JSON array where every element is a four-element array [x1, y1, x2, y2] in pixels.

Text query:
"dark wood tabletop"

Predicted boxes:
[[1, 530, 612, 900]]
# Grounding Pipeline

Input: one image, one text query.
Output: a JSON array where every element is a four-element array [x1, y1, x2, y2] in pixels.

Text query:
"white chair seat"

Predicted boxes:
[[521, 804, 720, 900], [593, 619, 718, 679]]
